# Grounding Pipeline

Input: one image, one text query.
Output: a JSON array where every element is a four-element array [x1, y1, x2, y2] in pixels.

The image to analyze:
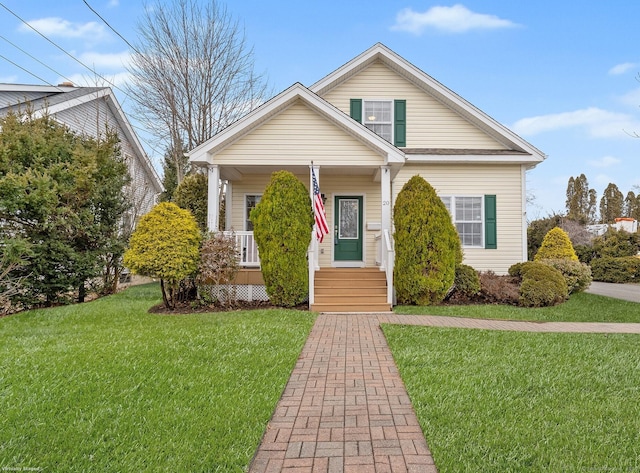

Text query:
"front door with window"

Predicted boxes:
[[334, 196, 363, 261]]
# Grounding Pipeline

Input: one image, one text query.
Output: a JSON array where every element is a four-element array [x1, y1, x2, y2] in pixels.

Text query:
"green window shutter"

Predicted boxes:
[[394, 99, 406, 147], [484, 195, 497, 249], [350, 99, 362, 123]]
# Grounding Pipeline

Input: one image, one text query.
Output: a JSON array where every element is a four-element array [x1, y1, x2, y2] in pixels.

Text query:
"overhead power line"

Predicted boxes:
[[82, 0, 141, 55], [0, 52, 52, 85]]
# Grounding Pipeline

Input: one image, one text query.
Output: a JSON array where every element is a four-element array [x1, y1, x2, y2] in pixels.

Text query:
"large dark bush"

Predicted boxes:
[[393, 175, 461, 305], [250, 171, 313, 307], [590, 257, 640, 283], [173, 172, 208, 233], [518, 262, 568, 307], [592, 229, 640, 259], [453, 264, 481, 297]]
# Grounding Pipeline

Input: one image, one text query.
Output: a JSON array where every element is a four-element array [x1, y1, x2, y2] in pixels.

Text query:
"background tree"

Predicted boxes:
[[127, 0, 269, 188], [565, 174, 596, 223], [623, 190, 640, 219], [0, 112, 129, 308], [250, 171, 312, 307], [599, 183, 624, 224], [173, 172, 208, 234], [124, 202, 201, 308], [393, 175, 462, 305]]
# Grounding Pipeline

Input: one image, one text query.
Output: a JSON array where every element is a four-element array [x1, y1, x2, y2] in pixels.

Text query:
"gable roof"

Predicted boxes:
[[0, 83, 162, 193], [311, 43, 546, 163], [188, 82, 405, 166]]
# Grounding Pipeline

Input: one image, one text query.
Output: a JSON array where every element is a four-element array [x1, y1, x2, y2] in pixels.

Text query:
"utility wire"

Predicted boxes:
[[0, 2, 134, 102], [0, 52, 52, 85], [0, 34, 74, 87], [82, 0, 141, 55]]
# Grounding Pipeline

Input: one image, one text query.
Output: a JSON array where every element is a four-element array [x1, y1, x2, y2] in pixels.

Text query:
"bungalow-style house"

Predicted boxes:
[[188, 43, 546, 311], [0, 83, 163, 225]]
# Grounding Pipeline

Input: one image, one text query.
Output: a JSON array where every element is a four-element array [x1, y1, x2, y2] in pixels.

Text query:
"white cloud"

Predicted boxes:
[[608, 62, 638, 75], [63, 71, 132, 88], [589, 156, 621, 168], [79, 51, 131, 70], [594, 173, 614, 188], [618, 87, 640, 108], [108, 0, 120, 7], [0, 75, 19, 83], [512, 107, 640, 139], [19, 17, 106, 40], [391, 4, 519, 35]]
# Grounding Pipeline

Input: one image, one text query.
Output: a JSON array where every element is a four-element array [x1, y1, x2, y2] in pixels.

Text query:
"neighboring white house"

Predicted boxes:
[[0, 83, 163, 223], [188, 43, 547, 311]]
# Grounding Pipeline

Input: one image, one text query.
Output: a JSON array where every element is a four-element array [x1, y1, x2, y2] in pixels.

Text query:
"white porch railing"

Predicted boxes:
[[223, 231, 260, 267], [375, 229, 394, 305]]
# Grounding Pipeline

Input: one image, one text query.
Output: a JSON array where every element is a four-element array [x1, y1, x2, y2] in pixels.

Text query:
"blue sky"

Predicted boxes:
[[1, 0, 639, 220]]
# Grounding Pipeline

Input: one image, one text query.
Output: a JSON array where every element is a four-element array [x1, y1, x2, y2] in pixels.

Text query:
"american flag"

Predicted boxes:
[[312, 168, 329, 242]]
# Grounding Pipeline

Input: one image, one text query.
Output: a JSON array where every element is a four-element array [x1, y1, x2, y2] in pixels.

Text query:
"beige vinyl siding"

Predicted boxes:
[[229, 173, 383, 268], [393, 164, 524, 274], [215, 100, 384, 166], [322, 61, 507, 150]]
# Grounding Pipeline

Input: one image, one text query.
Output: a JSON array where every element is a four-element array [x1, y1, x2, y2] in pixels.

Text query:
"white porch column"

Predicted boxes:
[[381, 165, 391, 233], [225, 180, 233, 231], [207, 164, 220, 232]]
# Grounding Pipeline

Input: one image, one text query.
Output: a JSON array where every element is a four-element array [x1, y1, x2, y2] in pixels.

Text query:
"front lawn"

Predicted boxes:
[[395, 291, 640, 323], [383, 325, 640, 472], [0, 284, 315, 472]]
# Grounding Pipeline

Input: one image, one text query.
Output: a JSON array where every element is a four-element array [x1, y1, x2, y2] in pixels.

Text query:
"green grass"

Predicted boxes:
[[0, 284, 316, 472], [383, 325, 640, 472], [395, 291, 640, 322]]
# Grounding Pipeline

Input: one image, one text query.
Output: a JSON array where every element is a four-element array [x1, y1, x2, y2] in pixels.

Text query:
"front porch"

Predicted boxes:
[[227, 230, 394, 312]]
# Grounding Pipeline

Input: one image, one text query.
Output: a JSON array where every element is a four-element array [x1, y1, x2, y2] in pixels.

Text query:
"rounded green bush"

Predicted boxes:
[[518, 262, 568, 307], [250, 171, 313, 307], [535, 227, 579, 261], [454, 264, 481, 297], [540, 258, 592, 294], [590, 256, 640, 283], [393, 175, 461, 305]]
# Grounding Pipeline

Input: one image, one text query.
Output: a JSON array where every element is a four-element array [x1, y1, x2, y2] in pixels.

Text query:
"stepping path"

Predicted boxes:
[[248, 314, 640, 472]]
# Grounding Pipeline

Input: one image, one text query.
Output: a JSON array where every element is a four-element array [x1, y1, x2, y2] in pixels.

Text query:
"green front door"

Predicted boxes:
[[334, 196, 363, 261]]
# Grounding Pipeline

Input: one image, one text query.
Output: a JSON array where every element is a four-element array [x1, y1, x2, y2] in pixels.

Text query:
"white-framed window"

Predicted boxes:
[[441, 196, 484, 247], [363, 100, 392, 142], [245, 194, 261, 231]]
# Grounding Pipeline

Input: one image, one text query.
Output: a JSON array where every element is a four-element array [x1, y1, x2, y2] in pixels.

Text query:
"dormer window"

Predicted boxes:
[[350, 98, 406, 147]]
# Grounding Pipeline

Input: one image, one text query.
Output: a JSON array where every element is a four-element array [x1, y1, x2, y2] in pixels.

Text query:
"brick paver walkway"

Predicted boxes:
[[248, 314, 640, 472]]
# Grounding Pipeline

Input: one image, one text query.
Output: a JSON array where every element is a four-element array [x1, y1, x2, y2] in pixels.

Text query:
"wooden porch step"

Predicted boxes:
[[311, 268, 391, 312]]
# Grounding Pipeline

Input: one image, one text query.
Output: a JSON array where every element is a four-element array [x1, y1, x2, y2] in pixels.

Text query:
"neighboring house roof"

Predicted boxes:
[[0, 83, 163, 194], [311, 43, 546, 166]]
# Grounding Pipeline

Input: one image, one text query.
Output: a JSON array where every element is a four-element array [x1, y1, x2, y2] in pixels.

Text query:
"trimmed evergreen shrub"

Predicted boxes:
[[540, 258, 592, 294], [592, 228, 640, 259], [535, 227, 579, 261], [518, 262, 568, 307], [124, 202, 201, 308], [590, 256, 640, 283], [453, 264, 481, 297], [250, 171, 313, 307], [393, 175, 461, 305]]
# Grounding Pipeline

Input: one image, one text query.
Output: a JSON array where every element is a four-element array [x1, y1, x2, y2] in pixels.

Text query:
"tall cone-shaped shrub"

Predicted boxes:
[[124, 202, 201, 308], [534, 227, 579, 261], [250, 171, 313, 307], [394, 175, 461, 305]]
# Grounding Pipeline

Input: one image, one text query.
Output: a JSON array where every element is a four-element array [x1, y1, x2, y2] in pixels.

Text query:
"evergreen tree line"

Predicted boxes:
[[565, 173, 640, 224]]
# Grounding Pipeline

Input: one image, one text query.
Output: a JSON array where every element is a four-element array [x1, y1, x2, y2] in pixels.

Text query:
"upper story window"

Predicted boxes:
[[350, 98, 406, 147], [363, 100, 392, 142]]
